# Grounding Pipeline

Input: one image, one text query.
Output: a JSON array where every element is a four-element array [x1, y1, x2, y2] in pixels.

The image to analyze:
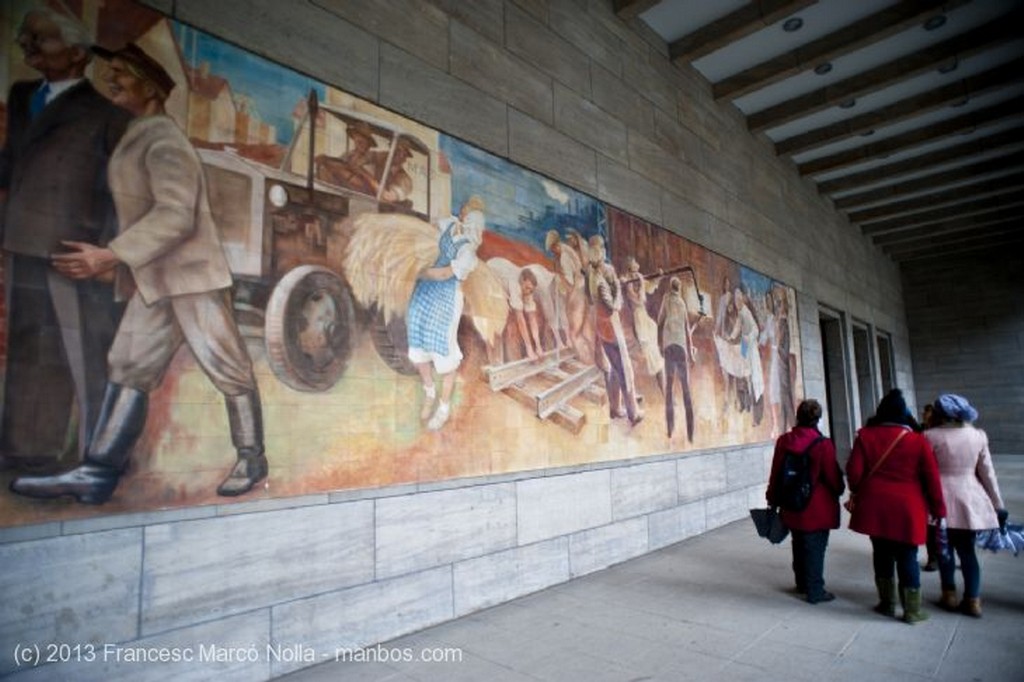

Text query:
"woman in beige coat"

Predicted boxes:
[[924, 393, 1007, 617]]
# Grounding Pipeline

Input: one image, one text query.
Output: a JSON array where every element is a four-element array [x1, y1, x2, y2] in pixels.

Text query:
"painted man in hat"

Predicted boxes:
[[368, 137, 414, 206], [318, 121, 413, 206], [545, 229, 588, 360], [585, 235, 643, 426], [11, 43, 268, 504], [318, 120, 379, 194], [385, 140, 413, 203], [0, 7, 128, 472]]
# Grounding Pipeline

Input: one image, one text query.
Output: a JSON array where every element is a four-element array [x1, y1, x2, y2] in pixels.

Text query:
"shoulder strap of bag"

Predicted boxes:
[[863, 430, 907, 483], [802, 435, 825, 457], [802, 434, 827, 487]]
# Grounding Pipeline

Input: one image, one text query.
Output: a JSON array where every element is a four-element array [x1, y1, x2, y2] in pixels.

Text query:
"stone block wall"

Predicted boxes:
[[903, 249, 1024, 452], [1, 446, 770, 680]]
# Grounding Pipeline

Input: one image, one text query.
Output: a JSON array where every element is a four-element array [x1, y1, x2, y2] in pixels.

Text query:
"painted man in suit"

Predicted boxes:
[[0, 8, 129, 471], [11, 44, 267, 504]]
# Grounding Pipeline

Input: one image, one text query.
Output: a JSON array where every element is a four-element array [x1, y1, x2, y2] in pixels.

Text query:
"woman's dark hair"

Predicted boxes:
[[867, 388, 917, 428], [796, 399, 822, 427]]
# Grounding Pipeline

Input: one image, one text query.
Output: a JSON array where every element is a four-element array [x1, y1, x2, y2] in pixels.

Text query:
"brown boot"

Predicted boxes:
[[959, 597, 982, 618], [938, 589, 958, 611]]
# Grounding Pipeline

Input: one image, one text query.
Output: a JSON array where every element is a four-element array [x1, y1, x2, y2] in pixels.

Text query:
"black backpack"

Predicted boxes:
[[776, 436, 825, 512]]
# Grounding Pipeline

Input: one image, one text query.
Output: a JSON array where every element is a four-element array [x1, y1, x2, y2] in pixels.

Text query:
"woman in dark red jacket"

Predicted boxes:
[[847, 389, 946, 624], [767, 399, 845, 604]]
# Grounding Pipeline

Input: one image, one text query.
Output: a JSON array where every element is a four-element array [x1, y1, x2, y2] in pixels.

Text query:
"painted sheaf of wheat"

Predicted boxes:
[[342, 212, 508, 345], [343, 212, 439, 321]]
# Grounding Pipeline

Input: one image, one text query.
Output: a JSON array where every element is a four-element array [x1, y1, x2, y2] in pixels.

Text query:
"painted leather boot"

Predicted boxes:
[[9, 384, 147, 505], [217, 391, 268, 496]]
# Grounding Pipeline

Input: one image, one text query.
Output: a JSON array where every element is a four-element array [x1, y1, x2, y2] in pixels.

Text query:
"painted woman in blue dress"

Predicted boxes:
[[406, 196, 486, 430]]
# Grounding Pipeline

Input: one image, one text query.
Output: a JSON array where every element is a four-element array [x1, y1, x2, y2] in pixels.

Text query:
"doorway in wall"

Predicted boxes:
[[820, 309, 853, 461], [852, 322, 876, 428]]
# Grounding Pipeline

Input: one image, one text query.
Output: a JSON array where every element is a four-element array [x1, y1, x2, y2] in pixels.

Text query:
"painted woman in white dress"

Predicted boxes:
[[760, 290, 781, 436], [622, 256, 665, 396], [733, 287, 763, 422]]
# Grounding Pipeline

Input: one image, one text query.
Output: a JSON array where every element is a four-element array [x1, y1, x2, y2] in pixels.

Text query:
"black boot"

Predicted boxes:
[[9, 384, 147, 505], [217, 391, 268, 496]]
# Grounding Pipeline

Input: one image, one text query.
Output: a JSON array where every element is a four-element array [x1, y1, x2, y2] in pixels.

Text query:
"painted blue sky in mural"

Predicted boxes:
[[440, 136, 605, 252], [174, 23, 323, 145], [740, 267, 774, 299]]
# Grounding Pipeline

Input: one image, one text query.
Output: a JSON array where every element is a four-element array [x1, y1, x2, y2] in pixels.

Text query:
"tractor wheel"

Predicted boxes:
[[265, 265, 354, 391]]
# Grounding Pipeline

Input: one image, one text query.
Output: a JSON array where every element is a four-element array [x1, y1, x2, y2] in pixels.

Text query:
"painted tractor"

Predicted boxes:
[[198, 90, 449, 390]]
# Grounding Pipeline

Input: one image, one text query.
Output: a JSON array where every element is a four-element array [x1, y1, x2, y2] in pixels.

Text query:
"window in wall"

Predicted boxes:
[[819, 308, 853, 456], [876, 331, 895, 395], [852, 322, 876, 427]]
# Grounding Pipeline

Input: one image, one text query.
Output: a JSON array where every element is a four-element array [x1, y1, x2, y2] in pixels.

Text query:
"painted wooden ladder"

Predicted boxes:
[[482, 349, 606, 434]]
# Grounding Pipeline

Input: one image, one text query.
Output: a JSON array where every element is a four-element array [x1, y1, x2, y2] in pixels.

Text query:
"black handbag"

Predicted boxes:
[[750, 507, 789, 544]]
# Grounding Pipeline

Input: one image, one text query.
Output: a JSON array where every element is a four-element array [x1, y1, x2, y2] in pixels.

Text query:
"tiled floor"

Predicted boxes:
[[279, 455, 1024, 681]]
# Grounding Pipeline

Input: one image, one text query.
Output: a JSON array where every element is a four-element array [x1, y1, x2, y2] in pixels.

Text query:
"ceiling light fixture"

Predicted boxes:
[[814, 62, 833, 75], [782, 17, 803, 32], [951, 97, 969, 108], [861, 129, 875, 137], [938, 58, 959, 74], [924, 14, 947, 31], [839, 99, 856, 109]]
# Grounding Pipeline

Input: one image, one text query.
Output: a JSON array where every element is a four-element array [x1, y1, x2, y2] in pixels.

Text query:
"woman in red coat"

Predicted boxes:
[[847, 389, 946, 624], [766, 399, 845, 604]]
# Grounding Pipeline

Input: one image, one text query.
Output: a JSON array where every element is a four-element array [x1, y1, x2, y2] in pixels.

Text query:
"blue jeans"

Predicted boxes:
[[940, 529, 981, 598], [871, 536, 920, 590]]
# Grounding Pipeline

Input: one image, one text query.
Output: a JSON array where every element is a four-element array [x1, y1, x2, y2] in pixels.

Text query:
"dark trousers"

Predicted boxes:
[[791, 529, 830, 598], [600, 339, 639, 422], [870, 536, 920, 589], [664, 345, 693, 441], [925, 524, 939, 563], [940, 529, 981, 598], [1, 255, 119, 461]]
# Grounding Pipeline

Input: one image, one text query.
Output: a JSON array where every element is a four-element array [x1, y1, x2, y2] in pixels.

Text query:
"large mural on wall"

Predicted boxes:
[[0, 0, 803, 527]]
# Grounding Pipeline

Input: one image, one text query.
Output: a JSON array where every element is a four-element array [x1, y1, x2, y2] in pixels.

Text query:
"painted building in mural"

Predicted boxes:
[[0, 0, 802, 527]]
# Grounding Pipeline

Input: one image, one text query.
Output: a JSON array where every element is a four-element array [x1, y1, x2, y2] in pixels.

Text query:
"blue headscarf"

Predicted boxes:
[[934, 393, 978, 423]]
